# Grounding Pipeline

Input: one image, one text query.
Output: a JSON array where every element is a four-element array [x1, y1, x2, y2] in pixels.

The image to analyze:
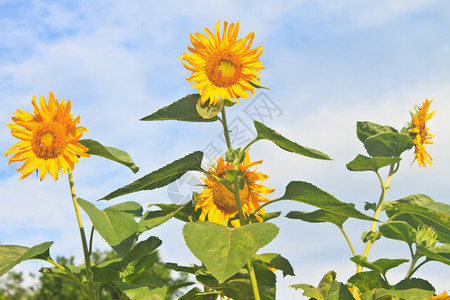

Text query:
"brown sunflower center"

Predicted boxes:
[[205, 50, 243, 88], [31, 121, 69, 159], [212, 181, 249, 213]]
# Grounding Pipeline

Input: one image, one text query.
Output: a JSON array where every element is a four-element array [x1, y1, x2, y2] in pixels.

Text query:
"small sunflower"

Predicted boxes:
[[180, 20, 264, 106], [408, 99, 435, 167], [195, 150, 274, 228], [431, 291, 450, 300], [4, 92, 89, 181]]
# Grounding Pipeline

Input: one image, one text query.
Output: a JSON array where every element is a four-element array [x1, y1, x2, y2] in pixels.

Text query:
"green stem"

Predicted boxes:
[[220, 108, 233, 151], [68, 171, 95, 299], [232, 176, 247, 226], [356, 165, 395, 273], [247, 261, 261, 300], [405, 255, 428, 280], [46, 258, 87, 293], [339, 226, 356, 257]]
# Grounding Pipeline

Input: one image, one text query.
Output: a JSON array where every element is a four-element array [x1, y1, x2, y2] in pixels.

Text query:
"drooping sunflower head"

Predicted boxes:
[[408, 99, 435, 167], [4, 92, 90, 181], [195, 150, 274, 228], [180, 20, 264, 106]]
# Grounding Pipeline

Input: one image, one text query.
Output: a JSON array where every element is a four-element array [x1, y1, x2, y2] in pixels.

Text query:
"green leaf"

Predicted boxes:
[[385, 195, 450, 244], [120, 236, 162, 268], [78, 199, 141, 257], [183, 222, 279, 283], [417, 244, 450, 265], [102, 151, 203, 200], [356, 121, 398, 143], [249, 81, 270, 90], [277, 181, 377, 221], [394, 278, 435, 291], [286, 209, 349, 228], [290, 271, 335, 300], [346, 154, 400, 172], [360, 288, 433, 300], [140, 94, 219, 122], [196, 96, 224, 119], [350, 256, 409, 278], [364, 132, 414, 157], [347, 271, 389, 293], [179, 287, 219, 300], [137, 202, 191, 234], [327, 280, 354, 300], [379, 221, 416, 246], [0, 242, 53, 277], [79, 139, 139, 173], [254, 121, 331, 160], [114, 282, 167, 300], [252, 253, 295, 277]]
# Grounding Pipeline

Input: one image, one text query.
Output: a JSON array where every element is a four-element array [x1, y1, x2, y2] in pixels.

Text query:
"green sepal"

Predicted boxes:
[[277, 181, 377, 221], [182, 221, 279, 283], [79, 139, 139, 173], [77, 199, 142, 257], [253, 121, 331, 160], [196, 96, 224, 119], [101, 151, 203, 200], [0, 242, 53, 277], [140, 94, 219, 122], [346, 154, 400, 172], [350, 256, 409, 278], [356, 121, 397, 143], [249, 81, 270, 90]]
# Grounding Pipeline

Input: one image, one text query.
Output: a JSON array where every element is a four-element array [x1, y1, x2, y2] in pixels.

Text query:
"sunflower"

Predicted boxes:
[[4, 92, 89, 181], [408, 99, 435, 167], [180, 20, 264, 106], [195, 150, 274, 227], [430, 291, 450, 300]]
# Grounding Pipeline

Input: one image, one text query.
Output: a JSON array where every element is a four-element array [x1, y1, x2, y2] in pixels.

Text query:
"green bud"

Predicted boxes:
[[415, 225, 438, 248]]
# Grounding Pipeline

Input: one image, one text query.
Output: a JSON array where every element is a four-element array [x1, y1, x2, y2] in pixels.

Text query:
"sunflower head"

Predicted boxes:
[[408, 99, 435, 167], [195, 150, 274, 228], [180, 20, 264, 106], [4, 92, 90, 181]]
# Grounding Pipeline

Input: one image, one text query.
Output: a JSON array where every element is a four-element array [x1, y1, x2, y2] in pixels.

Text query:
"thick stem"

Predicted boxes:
[[247, 261, 261, 300], [220, 108, 233, 151], [68, 171, 96, 299], [356, 165, 395, 273]]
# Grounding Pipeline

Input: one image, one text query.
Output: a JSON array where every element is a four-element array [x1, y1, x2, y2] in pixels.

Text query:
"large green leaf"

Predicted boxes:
[[346, 154, 400, 172], [183, 222, 279, 283], [364, 132, 414, 157], [78, 199, 141, 257], [137, 202, 191, 234], [379, 221, 416, 246], [0, 242, 53, 277], [385, 195, 450, 244], [252, 253, 295, 277], [417, 244, 450, 265], [120, 236, 162, 268], [114, 282, 167, 300], [140, 94, 219, 122], [277, 181, 376, 221], [253, 121, 331, 160], [79, 139, 139, 173], [356, 121, 398, 143], [350, 256, 409, 278], [286, 209, 349, 227], [102, 151, 203, 200], [360, 288, 433, 300], [347, 271, 389, 293], [290, 271, 348, 300]]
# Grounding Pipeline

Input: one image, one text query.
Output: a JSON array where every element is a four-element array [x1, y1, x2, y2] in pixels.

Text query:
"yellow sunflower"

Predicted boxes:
[[180, 20, 264, 106], [431, 291, 450, 300], [195, 150, 274, 227], [4, 92, 89, 181], [408, 99, 435, 167]]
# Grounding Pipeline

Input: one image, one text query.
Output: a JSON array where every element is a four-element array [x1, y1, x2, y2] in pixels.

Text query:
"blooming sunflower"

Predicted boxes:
[[408, 99, 435, 167], [195, 150, 274, 227], [180, 20, 264, 106], [430, 291, 450, 300], [4, 92, 89, 181]]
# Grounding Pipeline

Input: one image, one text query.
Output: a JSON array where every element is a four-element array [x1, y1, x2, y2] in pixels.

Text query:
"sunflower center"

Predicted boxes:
[[212, 181, 249, 213], [31, 122, 69, 159], [205, 50, 243, 88]]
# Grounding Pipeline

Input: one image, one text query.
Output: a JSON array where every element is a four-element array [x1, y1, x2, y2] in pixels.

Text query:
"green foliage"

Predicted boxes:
[[253, 121, 331, 160], [346, 155, 401, 172], [183, 222, 279, 283], [350, 256, 409, 279], [291, 271, 354, 300], [0, 242, 53, 277], [102, 151, 203, 200], [79, 139, 139, 173], [140, 94, 219, 122]]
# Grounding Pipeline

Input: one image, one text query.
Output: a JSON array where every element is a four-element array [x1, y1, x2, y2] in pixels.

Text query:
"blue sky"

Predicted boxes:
[[1, 0, 449, 297]]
